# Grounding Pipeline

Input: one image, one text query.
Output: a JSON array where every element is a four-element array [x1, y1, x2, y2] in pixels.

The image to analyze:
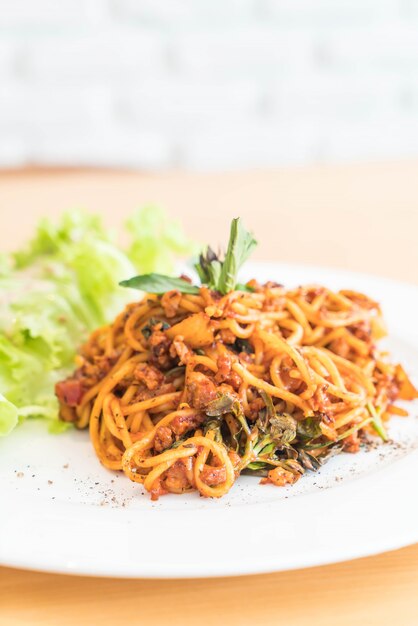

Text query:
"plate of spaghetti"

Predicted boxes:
[[1, 218, 417, 578]]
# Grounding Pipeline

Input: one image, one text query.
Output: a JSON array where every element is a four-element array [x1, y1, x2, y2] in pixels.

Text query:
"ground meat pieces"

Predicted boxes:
[[55, 379, 84, 407], [134, 382, 176, 403], [199, 449, 241, 486], [348, 321, 371, 342], [169, 337, 192, 364], [163, 460, 190, 493], [134, 363, 165, 390], [375, 372, 400, 404], [161, 290, 182, 318], [303, 286, 325, 303], [200, 465, 226, 486], [71, 354, 115, 389], [261, 466, 298, 487], [225, 370, 242, 390], [329, 338, 351, 359], [92, 354, 115, 376], [280, 360, 305, 394], [263, 284, 286, 311], [186, 372, 217, 410], [342, 433, 360, 453], [247, 396, 265, 421], [154, 425, 174, 452], [311, 385, 332, 413], [216, 353, 232, 379], [265, 281, 284, 289], [238, 351, 253, 364], [227, 450, 242, 476], [217, 328, 236, 344], [170, 411, 205, 437], [59, 404, 77, 423], [150, 478, 168, 501], [148, 329, 173, 370], [319, 417, 337, 441], [214, 353, 241, 389]]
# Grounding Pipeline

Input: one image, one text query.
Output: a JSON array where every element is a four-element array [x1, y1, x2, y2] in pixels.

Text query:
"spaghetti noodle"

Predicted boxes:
[[56, 280, 417, 500]]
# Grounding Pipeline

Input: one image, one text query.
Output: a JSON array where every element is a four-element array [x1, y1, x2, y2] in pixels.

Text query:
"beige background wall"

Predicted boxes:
[[1, 161, 417, 283]]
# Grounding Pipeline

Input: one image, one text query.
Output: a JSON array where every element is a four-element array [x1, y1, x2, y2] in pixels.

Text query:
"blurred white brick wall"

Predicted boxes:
[[0, 0, 418, 169]]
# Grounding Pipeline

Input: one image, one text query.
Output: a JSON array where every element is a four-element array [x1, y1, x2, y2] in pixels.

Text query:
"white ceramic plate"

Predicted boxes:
[[1, 262, 417, 578]]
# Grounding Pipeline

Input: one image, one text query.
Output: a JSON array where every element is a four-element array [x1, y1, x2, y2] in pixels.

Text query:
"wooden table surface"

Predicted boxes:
[[0, 162, 417, 625]]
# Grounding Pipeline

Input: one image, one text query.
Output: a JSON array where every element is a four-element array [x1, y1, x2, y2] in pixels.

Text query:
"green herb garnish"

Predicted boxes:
[[196, 218, 257, 294], [218, 218, 257, 294], [120, 217, 257, 296], [120, 273, 200, 294]]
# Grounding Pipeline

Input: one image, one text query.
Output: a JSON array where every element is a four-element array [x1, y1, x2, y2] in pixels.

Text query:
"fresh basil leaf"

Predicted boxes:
[[195, 247, 221, 289], [218, 218, 257, 295], [122, 219, 257, 297], [119, 273, 200, 294], [208, 261, 222, 290], [195, 219, 257, 294]]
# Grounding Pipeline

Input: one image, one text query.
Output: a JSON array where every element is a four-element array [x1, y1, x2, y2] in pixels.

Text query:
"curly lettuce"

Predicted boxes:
[[0, 208, 194, 436]]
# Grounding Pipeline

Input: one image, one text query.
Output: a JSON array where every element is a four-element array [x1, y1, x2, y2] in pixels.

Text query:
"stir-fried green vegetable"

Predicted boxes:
[[199, 388, 373, 480]]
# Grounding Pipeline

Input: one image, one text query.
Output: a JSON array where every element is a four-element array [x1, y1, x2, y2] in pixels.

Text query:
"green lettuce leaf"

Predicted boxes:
[[126, 206, 198, 274], [0, 208, 194, 436], [0, 393, 18, 436]]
